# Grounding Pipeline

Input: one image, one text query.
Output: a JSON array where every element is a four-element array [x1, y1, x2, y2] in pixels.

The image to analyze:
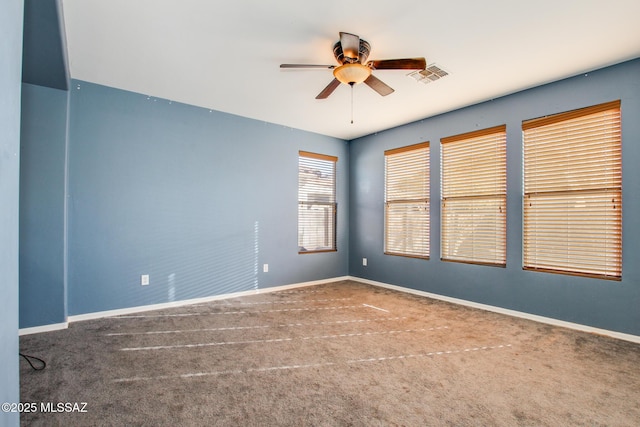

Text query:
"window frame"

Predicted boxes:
[[297, 151, 338, 254], [522, 100, 622, 280], [384, 141, 430, 259], [440, 125, 507, 266]]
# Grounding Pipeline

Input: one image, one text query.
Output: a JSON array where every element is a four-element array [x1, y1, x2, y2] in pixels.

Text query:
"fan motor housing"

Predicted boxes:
[[333, 39, 371, 64]]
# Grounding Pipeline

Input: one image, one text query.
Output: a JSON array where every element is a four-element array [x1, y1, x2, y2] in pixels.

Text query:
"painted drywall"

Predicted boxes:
[[22, 0, 69, 90], [67, 81, 348, 315], [19, 83, 68, 328], [0, 0, 23, 424], [349, 59, 640, 336]]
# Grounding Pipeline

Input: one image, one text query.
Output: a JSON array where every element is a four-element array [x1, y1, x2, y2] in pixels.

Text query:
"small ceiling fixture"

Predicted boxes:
[[333, 63, 371, 85]]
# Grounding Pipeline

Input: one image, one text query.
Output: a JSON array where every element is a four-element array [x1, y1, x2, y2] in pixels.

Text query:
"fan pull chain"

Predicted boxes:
[[350, 83, 354, 124]]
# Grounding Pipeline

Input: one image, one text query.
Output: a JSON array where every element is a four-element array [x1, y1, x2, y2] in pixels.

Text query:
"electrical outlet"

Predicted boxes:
[[141, 274, 149, 286], [363, 258, 367, 266], [263, 264, 269, 273]]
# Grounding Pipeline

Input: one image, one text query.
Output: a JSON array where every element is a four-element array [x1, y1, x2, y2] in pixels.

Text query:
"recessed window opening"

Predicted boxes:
[[522, 100, 622, 279], [298, 151, 337, 253], [440, 125, 507, 266], [384, 142, 430, 259]]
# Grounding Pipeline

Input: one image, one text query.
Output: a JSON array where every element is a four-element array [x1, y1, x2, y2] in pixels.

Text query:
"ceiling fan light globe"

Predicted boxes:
[[333, 63, 371, 85]]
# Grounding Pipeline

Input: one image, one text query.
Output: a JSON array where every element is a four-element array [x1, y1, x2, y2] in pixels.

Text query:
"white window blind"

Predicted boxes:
[[298, 151, 337, 253], [522, 100, 622, 279], [384, 142, 430, 259], [441, 125, 507, 266]]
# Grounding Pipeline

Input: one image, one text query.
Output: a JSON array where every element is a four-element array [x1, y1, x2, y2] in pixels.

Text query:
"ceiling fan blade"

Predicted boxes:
[[280, 64, 336, 69], [339, 32, 360, 61], [316, 78, 341, 99], [364, 74, 394, 96], [366, 58, 426, 70]]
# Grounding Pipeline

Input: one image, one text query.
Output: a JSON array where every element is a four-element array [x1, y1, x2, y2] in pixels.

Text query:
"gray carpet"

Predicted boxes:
[[19, 280, 640, 426]]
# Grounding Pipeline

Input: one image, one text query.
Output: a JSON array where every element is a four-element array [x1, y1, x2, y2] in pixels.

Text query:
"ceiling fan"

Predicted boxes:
[[280, 32, 426, 99]]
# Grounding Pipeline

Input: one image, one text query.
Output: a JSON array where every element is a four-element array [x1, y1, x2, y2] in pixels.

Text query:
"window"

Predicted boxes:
[[298, 151, 337, 253], [522, 100, 622, 279], [384, 142, 430, 258], [441, 125, 507, 266]]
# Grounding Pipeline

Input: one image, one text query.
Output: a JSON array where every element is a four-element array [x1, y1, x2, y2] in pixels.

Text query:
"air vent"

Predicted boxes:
[[408, 64, 448, 84]]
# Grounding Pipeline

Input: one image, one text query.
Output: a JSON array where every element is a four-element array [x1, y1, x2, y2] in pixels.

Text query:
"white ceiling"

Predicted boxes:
[[61, 0, 640, 140]]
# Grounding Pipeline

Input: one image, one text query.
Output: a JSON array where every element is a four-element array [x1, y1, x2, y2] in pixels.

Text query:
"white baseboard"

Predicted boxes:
[[25, 275, 637, 344], [348, 276, 640, 344], [66, 276, 350, 323], [19, 277, 348, 334], [19, 322, 68, 336]]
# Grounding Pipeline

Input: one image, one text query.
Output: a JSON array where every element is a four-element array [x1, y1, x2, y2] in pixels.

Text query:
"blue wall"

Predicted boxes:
[[1, 0, 23, 424], [66, 81, 348, 316], [349, 59, 640, 336], [22, 0, 69, 90], [19, 83, 68, 328]]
